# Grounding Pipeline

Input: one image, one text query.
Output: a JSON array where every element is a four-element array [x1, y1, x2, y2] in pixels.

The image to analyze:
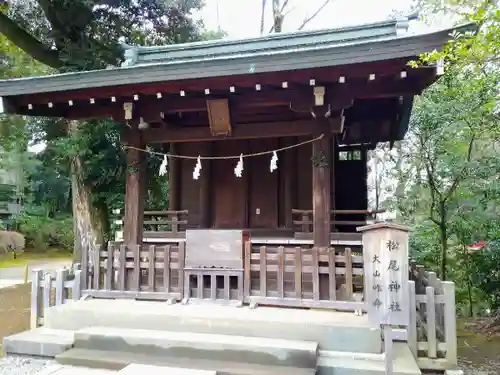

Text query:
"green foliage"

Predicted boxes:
[[387, 0, 500, 311], [397, 0, 500, 316], [394, 65, 500, 282], [14, 208, 74, 251], [414, 0, 500, 71], [3, 0, 207, 70], [470, 240, 500, 311], [1, 0, 224, 255]]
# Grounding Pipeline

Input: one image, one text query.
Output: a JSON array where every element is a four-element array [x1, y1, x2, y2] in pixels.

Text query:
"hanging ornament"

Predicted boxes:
[[270, 151, 278, 173], [158, 154, 168, 176], [234, 154, 244, 178], [193, 155, 202, 180]]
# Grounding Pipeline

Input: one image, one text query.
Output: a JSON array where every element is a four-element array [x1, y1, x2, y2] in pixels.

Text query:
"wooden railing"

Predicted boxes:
[[30, 268, 81, 328], [113, 210, 189, 240], [244, 244, 364, 310], [292, 209, 385, 235], [32, 244, 459, 374], [408, 263, 457, 371], [143, 210, 188, 238], [81, 243, 185, 300], [78, 243, 364, 311]]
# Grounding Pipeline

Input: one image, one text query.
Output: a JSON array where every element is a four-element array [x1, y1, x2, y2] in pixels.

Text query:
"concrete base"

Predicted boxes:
[[119, 364, 216, 375], [3, 299, 423, 375], [56, 348, 316, 375], [44, 299, 381, 354], [319, 343, 421, 375], [54, 345, 421, 375], [36, 364, 116, 375], [2, 328, 74, 357], [73, 326, 318, 368]]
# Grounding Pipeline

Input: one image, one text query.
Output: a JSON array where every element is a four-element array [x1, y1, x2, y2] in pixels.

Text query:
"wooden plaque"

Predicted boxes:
[[185, 229, 244, 270]]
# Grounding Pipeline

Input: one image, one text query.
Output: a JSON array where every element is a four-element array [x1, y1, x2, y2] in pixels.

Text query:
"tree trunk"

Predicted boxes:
[[467, 277, 474, 317], [69, 120, 107, 264], [439, 206, 448, 281], [462, 244, 474, 317]]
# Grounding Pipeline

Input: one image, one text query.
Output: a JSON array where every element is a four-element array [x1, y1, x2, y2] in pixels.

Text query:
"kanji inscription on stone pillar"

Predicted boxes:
[[358, 222, 410, 327]]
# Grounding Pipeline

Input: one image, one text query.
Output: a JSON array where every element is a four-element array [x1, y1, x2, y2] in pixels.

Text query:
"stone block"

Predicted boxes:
[[3, 328, 74, 357], [119, 364, 216, 375], [73, 327, 318, 369]]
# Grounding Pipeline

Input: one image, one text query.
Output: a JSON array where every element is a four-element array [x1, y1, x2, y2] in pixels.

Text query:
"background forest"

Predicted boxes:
[[0, 0, 499, 322]]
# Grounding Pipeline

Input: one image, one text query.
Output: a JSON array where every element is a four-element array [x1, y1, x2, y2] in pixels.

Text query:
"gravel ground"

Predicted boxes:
[[0, 356, 56, 375]]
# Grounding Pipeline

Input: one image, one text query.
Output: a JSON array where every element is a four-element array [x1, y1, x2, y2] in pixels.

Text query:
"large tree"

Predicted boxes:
[[1, 0, 210, 260], [1, 0, 206, 70]]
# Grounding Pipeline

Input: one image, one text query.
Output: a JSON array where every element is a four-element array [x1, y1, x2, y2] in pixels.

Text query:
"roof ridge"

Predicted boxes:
[[139, 18, 400, 51], [121, 18, 410, 68]]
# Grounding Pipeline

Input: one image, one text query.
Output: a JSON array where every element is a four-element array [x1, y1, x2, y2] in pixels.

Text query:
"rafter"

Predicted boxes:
[[11, 76, 429, 120]]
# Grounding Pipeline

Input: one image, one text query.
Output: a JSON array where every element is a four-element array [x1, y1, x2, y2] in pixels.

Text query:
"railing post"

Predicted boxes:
[[55, 268, 68, 305], [383, 325, 394, 375], [357, 222, 411, 327], [43, 272, 52, 317], [443, 281, 458, 366], [30, 269, 42, 329], [72, 270, 82, 300], [408, 280, 418, 358], [81, 243, 89, 291]]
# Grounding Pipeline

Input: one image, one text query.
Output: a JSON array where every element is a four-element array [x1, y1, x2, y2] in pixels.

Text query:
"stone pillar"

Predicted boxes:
[[312, 135, 332, 248], [357, 222, 410, 327]]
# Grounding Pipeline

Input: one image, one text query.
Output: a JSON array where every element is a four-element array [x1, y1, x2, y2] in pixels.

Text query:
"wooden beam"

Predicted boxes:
[[140, 118, 343, 144], [15, 76, 428, 120], [312, 134, 332, 248], [123, 129, 146, 245]]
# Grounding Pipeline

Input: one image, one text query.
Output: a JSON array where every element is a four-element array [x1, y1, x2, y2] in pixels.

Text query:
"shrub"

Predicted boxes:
[[15, 214, 73, 252], [0, 231, 25, 254]]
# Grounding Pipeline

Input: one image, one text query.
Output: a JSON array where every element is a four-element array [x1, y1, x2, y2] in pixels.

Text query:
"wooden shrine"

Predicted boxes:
[[0, 18, 471, 308]]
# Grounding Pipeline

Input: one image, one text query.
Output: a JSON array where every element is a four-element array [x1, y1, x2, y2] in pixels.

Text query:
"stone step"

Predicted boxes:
[[45, 299, 381, 353], [2, 328, 74, 357], [56, 348, 316, 375], [119, 363, 217, 375], [73, 326, 318, 369], [318, 343, 421, 375], [35, 364, 117, 375]]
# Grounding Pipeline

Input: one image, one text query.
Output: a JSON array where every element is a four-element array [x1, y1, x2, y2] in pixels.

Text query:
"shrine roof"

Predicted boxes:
[[0, 19, 475, 99]]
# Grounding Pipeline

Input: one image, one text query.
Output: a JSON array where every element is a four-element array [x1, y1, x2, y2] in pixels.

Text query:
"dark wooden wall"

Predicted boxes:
[[175, 138, 367, 232]]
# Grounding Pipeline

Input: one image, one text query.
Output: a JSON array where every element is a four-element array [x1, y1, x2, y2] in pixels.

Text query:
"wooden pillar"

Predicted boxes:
[[312, 135, 332, 247], [123, 129, 146, 245], [331, 137, 337, 232], [168, 143, 179, 211], [279, 137, 297, 228], [200, 142, 212, 228]]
